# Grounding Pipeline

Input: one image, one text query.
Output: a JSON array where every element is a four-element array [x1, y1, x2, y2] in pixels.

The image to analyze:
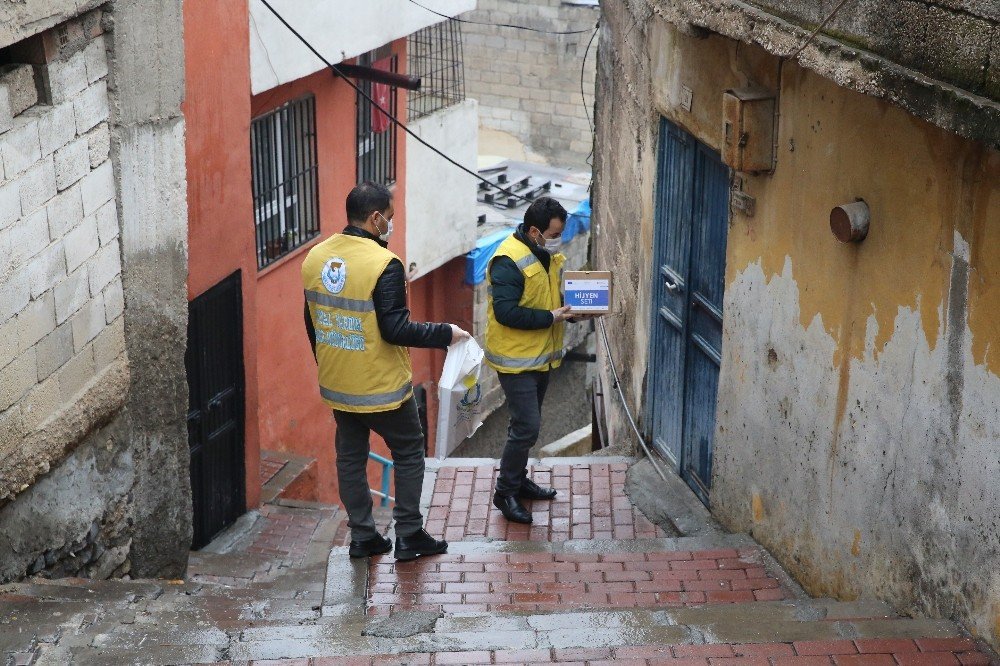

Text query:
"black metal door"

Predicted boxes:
[[186, 271, 246, 549]]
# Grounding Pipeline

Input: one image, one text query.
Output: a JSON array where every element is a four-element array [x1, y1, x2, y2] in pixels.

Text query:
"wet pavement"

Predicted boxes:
[[1, 456, 996, 665]]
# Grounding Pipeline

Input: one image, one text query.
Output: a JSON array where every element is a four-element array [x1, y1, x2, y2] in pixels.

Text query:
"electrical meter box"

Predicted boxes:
[[564, 271, 613, 314], [722, 88, 776, 173]]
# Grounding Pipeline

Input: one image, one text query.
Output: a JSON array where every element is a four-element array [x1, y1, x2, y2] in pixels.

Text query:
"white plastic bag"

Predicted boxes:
[[435, 337, 485, 458]]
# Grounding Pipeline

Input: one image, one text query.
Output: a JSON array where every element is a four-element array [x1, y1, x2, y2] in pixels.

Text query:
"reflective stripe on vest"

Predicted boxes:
[[301, 233, 413, 413], [485, 349, 564, 369], [305, 289, 375, 313], [320, 382, 413, 408], [484, 234, 566, 374]]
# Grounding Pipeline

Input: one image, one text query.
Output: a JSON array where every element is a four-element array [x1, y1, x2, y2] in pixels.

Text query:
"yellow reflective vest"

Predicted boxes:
[[485, 234, 566, 374], [301, 233, 413, 413]]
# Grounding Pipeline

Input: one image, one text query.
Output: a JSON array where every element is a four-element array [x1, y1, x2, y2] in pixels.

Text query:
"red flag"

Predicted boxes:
[[370, 57, 393, 133]]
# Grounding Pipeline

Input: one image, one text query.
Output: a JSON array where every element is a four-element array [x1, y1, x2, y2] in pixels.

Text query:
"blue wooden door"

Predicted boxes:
[[648, 118, 729, 506]]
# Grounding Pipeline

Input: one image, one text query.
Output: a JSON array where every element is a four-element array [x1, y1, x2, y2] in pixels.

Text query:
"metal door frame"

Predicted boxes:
[[186, 270, 247, 549], [644, 117, 729, 505]]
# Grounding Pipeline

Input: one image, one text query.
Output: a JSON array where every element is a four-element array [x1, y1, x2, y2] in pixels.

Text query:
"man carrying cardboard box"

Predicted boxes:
[[485, 197, 574, 524]]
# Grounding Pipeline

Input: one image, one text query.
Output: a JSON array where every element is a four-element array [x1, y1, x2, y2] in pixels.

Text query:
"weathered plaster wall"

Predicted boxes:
[[713, 66, 1000, 650], [106, 0, 191, 578], [594, 2, 1000, 649]]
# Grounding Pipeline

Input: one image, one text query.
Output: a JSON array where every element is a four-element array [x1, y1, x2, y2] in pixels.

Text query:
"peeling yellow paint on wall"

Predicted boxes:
[[648, 31, 999, 369], [851, 529, 862, 557]]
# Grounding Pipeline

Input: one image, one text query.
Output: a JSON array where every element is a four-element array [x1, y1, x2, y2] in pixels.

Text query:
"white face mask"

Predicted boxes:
[[543, 236, 563, 253], [374, 212, 394, 242]]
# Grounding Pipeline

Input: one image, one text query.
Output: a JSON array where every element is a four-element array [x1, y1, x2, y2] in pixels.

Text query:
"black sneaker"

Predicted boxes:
[[348, 534, 392, 558], [394, 529, 448, 561]]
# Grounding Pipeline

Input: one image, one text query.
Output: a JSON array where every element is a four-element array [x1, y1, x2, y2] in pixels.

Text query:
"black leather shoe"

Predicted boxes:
[[518, 477, 558, 501], [493, 493, 533, 524], [394, 529, 448, 561], [348, 534, 392, 558]]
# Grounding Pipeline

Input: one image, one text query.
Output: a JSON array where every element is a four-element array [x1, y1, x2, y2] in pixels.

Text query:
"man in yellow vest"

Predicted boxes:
[[302, 181, 470, 560], [486, 197, 573, 524]]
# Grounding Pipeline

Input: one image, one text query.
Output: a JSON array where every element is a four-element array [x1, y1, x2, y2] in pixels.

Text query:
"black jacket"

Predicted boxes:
[[305, 226, 453, 358], [488, 225, 557, 331]]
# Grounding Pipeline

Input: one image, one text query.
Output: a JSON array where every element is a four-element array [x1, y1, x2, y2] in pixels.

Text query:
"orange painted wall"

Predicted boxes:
[[253, 38, 412, 505], [183, 0, 261, 509]]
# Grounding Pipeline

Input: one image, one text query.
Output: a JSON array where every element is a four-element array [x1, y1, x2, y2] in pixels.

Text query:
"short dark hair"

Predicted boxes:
[[346, 181, 392, 225], [523, 196, 567, 233]]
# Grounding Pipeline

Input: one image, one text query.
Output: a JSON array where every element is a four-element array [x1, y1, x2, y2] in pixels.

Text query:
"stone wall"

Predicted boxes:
[[593, 0, 1000, 651], [462, 0, 600, 167], [0, 0, 190, 582]]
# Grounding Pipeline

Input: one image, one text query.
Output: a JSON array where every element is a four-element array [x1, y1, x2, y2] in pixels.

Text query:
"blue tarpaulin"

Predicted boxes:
[[562, 198, 591, 243], [465, 227, 516, 285], [465, 199, 592, 286]]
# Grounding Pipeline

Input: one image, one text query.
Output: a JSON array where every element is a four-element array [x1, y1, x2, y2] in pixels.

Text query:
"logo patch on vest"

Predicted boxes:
[[322, 257, 347, 294]]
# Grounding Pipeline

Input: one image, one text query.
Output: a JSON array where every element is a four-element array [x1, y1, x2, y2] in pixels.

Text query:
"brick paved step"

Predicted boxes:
[[424, 462, 669, 542], [365, 547, 792, 615]]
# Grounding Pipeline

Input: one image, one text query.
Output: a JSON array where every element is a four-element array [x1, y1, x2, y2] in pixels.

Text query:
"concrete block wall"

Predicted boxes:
[[462, 0, 600, 167], [0, 1, 191, 584], [0, 15, 125, 478], [0, 8, 133, 582]]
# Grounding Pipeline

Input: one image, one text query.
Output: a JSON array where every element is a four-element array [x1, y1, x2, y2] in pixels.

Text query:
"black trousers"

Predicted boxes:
[[495, 370, 550, 496], [332, 397, 425, 541]]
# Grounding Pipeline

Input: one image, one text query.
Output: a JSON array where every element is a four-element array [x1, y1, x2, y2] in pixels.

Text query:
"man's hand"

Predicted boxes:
[[449, 324, 471, 344], [550, 305, 573, 323]]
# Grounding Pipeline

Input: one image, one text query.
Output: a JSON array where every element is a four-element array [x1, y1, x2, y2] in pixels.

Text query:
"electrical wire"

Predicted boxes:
[[408, 0, 597, 35], [580, 22, 599, 166], [788, 0, 854, 61], [257, 0, 539, 205], [597, 318, 670, 484]]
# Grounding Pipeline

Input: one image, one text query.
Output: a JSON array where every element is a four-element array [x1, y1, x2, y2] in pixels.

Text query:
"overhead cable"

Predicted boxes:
[[788, 0, 854, 61], [257, 0, 538, 205], [408, 0, 597, 35], [597, 318, 670, 484]]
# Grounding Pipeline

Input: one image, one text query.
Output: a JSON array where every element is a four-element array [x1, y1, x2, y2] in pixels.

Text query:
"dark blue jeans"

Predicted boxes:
[[495, 370, 550, 496]]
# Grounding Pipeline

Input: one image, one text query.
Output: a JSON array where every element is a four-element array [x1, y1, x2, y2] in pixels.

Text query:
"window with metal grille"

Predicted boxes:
[[356, 47, 398, 185], [408, 21, 466, 121], [251, 95, 320, 270]]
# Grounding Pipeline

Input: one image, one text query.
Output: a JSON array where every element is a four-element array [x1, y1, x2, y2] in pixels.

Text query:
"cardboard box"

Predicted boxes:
[[563, 270, 613, 314]]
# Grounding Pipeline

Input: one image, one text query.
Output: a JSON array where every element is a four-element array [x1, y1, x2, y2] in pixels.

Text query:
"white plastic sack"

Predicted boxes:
[[435, 337, 485, 458]]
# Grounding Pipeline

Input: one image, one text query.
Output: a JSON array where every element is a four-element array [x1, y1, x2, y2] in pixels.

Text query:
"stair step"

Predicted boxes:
[[223, 603, 972, 661]]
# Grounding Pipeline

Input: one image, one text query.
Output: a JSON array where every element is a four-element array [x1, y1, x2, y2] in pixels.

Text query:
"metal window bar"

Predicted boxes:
[[407, 20, 466, 121], [251, 95, 320, 270], [356, 48, 398, 185], [368, 451, 394, 506]]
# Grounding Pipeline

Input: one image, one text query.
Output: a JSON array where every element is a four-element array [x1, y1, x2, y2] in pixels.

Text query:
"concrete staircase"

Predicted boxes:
[[0, 456, 995, 665]]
